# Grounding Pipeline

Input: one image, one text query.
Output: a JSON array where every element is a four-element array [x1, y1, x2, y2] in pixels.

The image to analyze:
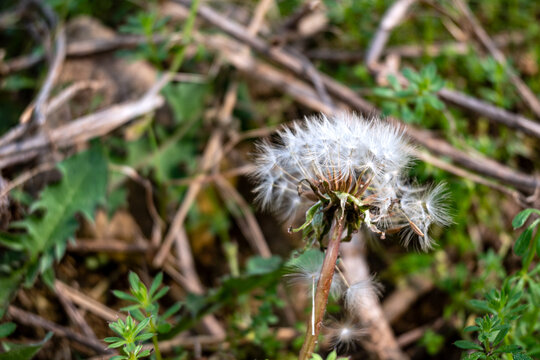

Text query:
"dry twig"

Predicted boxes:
[[170, 0, 539, 195], [7, 305, 112, 355], [452, 0, 540, 118]]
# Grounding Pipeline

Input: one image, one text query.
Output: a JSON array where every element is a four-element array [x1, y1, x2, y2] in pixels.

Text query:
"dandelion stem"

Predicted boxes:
[[299, 216, 346, 360]]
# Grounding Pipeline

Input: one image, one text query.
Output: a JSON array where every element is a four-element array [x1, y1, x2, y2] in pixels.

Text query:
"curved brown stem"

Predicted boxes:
[[299, 217, 345, 360]]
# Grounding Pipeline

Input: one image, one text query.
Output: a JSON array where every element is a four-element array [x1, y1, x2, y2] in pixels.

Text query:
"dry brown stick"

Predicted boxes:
[[200, 29, 539, 197], [7, 305, 112, 355], [155, 0, 272, 267], [199, 34, 334, 115], [167, 164, 255, 186], [67, 239, 149, 253], [412, 149, 524, 202], [452, 0, 540, 118], [153, 131, 222, 267], [0, 82, 165, 169], [55, 281, 124, 322], [365, 0, 417, 67], [54, 282, 98, 340], [0, 80, 102, 151], [396, 318, 445, 348], [0, 161, 56, 198], [382, 275, 434, 324], [109, 165, 164, 247], [171, 0, 539, 194], [46, 80, 104, 114], [32, 26, 66, 126], [173, 228, 205, 293], [170, 228, 226, 338], [307, 31, 525, 61], [365, 0, 540, 139], [341, 237, 409, 360], [0, 33, 183, 77], [438, 88, 540, 138], [364, 1, 540, 139], [214, 175, 271, 257]]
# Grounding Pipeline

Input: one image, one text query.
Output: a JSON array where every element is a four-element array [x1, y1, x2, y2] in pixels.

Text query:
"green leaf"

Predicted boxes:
[[463, 352, 485, 360], [0, 322, 16, 338], [0, 332, 52, 360], [327, 350, 337, 360], [8, 147, 107, 255], [373, 88, 396, 98], [493, 345, 521, 354], [512, 353, 533, 360], [454, 340, 483, 350], [163, 82, 208, 124], [493, 324, 510, 345], [469, 299, 492, 313], [112, 290, 138, 302], [514, 227, 533, 257], [402, 67, 421, 83], [464, 325, 480, 332], [0, 147, 107, 305], [512, 209, 538, 229], [246, 255, 282, 276], [149, 272, 163, 297]]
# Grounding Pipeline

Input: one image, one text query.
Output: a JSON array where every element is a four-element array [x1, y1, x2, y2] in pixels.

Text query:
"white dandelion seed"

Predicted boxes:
[[344, 277, 383, 315], [250, 112, 451, 250], [324, 318, 367, 354]]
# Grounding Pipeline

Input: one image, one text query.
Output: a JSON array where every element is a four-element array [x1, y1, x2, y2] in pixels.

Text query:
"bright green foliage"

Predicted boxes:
[[109, 272, 181, 360], [419, 329, 444, 355], [373, 64, 446, 124], [105, 316, 153, 360], [0, 147, 108, 306], [113, 272, 181, 335], [0, 325, 52, 360], [310, 350, 348, 360], [455, 209, 540, 360]]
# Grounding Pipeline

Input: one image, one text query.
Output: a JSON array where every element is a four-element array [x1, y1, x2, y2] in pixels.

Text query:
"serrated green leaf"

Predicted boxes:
[[512, 353, 533, 360], [493, 325, 510, 345], [0, 148, 107, 305], [493, 345, 521, 354], [463, 352, 485, 360]]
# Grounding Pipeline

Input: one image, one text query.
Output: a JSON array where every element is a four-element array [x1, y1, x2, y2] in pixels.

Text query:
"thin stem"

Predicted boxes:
[[152, 334, 162, 360], [299, 217, 346, 360], [169, 0, 200, 74]]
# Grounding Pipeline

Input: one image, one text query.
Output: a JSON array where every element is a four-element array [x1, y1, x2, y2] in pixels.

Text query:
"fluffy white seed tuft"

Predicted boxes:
[[251, 112, 450, 250]]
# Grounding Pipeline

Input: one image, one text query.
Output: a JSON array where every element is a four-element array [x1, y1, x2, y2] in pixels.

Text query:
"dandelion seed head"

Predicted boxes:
[[251, 112, 451, 250]]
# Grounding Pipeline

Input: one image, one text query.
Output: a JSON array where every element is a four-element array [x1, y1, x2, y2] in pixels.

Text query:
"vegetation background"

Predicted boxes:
[[0, 0, 538, 359]]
